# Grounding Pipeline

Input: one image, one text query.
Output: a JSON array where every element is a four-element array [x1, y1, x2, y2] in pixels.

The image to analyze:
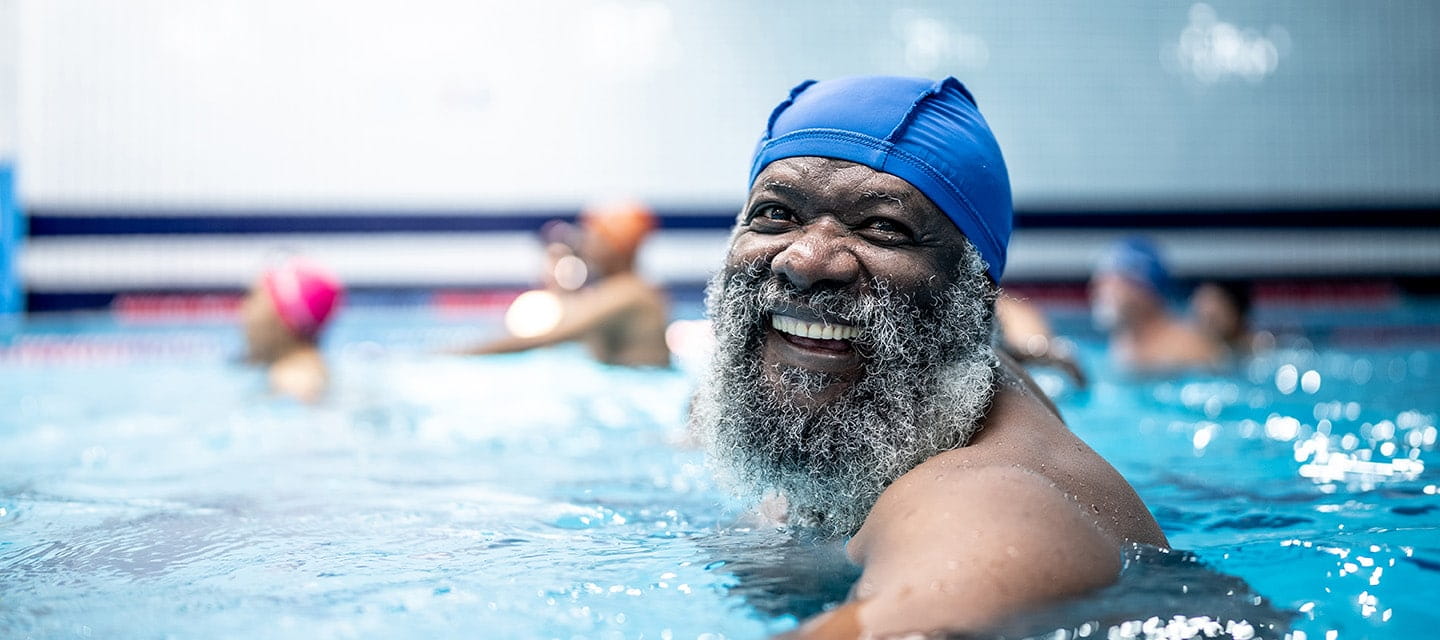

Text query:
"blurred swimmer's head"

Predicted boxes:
[[1091, 236, 1171, 330], [1191, 280, 1251, 343], [242, 258, 343, 362], [579, 199, 656, 274], [694, 76, 1009, 536], [1095, 236, 1171, 294]]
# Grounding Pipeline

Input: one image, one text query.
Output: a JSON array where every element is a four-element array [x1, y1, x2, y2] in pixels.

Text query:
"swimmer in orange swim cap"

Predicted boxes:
[[241, 257, 344, 402], [462, 200, 671, 367]]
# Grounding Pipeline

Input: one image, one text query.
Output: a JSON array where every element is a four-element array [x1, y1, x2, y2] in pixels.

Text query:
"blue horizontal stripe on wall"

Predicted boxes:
[[24, 210, 736, 236], [24, 205, 1438, 237]]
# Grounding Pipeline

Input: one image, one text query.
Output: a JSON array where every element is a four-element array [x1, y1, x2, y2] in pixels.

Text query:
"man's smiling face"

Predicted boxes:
[[725, 156, 973, 405], [695, 155, 1000, 535]]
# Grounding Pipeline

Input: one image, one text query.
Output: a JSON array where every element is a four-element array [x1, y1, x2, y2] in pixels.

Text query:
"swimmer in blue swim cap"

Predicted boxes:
[[689, 76, 1167, 637], [1090, 236, 1225, 373]]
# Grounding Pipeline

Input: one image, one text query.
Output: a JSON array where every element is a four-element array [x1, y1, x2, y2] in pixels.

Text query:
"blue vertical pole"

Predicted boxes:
[[1, 0, 18, 321], [0, 162, 19, 317]]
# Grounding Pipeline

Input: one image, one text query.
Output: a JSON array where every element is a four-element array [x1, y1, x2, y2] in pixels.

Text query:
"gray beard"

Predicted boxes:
[[692, 241, 999, 537]]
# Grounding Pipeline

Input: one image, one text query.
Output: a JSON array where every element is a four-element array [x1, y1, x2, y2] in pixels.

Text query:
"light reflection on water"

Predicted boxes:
[[0, 309, 1437, 639], [1057, 326, 1440, 640]]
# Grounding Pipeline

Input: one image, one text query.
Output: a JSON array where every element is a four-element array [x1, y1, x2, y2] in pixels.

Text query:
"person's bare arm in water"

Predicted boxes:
[[461, 275, 650, 355]]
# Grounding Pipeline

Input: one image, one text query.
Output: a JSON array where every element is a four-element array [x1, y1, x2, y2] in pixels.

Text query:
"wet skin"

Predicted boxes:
[[727, 157, 1169, 637], [462, 230, 671, 367], [239, 282, 328, 403], [728, 157, 971, 406], [1090, 273, 1224, 374]]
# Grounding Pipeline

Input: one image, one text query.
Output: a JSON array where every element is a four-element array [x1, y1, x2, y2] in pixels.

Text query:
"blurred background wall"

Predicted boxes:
[[5, 0, 1439, 310]]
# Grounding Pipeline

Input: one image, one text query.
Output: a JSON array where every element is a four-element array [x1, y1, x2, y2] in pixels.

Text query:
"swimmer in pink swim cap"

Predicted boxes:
[[240, 257, 344, 402]]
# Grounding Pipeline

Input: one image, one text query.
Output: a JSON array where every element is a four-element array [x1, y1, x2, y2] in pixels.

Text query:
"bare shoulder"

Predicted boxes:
[[921, 366, 1171, 548], [584, 273, 668, 314], [1164, 320, 1225, 366], [583, 273, 646, 304], [840, 464, 1121, 634], [269, 350, 328, 404], [853, 463, 1115, 560]]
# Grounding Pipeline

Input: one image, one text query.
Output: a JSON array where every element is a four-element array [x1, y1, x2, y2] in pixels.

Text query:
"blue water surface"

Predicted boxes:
[[0, 300, 1437, 639]]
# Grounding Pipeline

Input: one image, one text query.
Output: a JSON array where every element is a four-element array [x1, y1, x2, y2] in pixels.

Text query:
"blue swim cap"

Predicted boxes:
[[749, 76, 1013, 281], [1097, 236, 1172, 296]]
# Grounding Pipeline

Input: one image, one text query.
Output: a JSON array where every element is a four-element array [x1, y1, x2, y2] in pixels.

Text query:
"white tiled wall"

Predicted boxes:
[[11, 0, 1440, 211]]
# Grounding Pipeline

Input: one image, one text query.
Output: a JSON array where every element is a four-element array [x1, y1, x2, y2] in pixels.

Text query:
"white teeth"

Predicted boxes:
[[770, 314, 859, 341]]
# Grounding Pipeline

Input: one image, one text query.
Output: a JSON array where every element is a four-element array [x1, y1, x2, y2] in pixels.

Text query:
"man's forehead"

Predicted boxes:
[[753, 157, 927, 206]]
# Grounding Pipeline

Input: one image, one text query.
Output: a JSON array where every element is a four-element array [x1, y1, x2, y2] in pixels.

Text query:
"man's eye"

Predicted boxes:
[[863, 218, 913, 240], [748, 205, 796, 227]]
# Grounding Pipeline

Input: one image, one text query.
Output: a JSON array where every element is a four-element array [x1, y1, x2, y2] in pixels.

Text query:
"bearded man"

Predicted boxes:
[[691, 76, 1169, 636]]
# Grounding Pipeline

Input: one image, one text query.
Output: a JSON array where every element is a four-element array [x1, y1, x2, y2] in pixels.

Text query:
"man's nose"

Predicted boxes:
[[771, 219, 861, 291]]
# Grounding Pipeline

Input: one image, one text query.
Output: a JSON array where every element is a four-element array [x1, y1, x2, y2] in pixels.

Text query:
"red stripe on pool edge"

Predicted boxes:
[[1252, 280, 1400, 307], [0, 335, 229, 364], [113, 294, 244, 322], [432, 290, 524, 317], [92, 281, 1414, 321]]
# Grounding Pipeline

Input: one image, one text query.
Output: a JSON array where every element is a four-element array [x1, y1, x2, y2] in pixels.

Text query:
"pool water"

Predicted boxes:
[[1, 301, 1437, 639]]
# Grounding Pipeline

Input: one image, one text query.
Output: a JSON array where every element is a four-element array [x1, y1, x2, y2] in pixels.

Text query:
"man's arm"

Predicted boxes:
[[787, 465, 1120, 638]]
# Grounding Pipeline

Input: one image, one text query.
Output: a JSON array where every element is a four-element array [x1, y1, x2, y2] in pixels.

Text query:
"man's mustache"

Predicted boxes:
[[732, 270, 894, 341]]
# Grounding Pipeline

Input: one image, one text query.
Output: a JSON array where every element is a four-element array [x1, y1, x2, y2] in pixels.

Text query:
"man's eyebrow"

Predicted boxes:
[[755, 180, 805, 199], [754, 178, 812, 201], [859, 190, 907, 210]]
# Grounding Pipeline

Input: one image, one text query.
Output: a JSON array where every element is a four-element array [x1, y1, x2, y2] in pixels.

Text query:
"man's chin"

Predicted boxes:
[[762, 376, 848, 410], [758, 358, 860, 409]]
